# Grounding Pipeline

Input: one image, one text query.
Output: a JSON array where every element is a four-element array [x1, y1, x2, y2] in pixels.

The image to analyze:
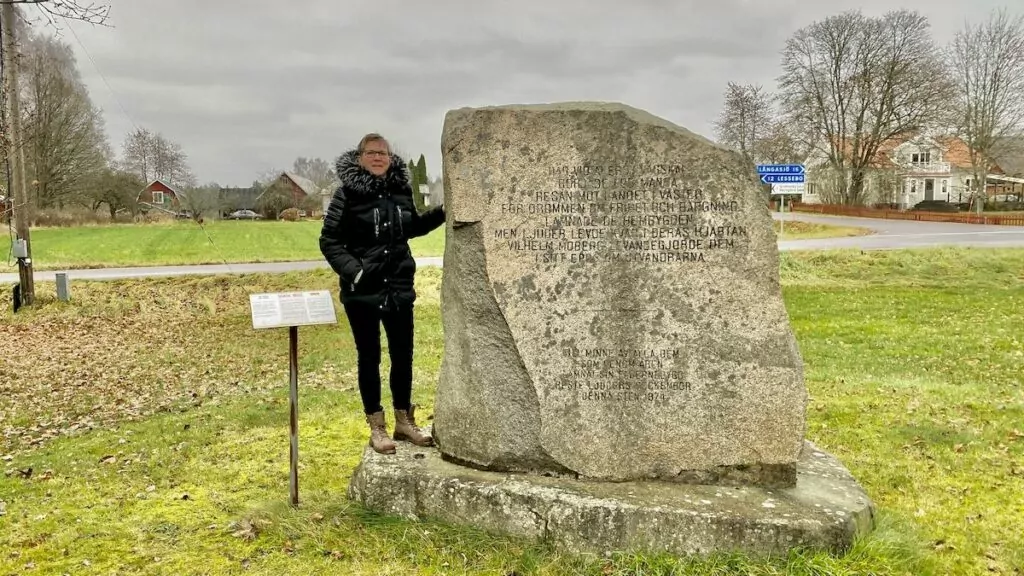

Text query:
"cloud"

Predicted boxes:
[[46, 0, 1022, 185]]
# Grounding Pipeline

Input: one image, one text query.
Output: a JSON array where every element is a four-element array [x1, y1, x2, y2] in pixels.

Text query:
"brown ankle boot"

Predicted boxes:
[[365, 411, 396, 454], [393, 404, 433, 447]]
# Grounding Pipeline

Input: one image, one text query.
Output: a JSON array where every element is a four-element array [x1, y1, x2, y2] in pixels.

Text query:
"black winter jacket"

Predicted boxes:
[[319, 149, 445, 309]]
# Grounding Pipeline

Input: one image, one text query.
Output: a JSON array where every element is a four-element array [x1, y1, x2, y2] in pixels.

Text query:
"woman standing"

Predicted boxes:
[[319, 133, 445, 454]]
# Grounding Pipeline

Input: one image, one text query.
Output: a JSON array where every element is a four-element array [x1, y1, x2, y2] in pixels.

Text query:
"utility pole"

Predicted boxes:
[[1, 0, 33, 307]]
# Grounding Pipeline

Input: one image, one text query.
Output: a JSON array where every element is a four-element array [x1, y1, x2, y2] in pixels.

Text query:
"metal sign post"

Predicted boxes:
[[758, 164, 807, 238], [756, 163, 806, 184], [249, 290, 338, 507], [288, 325, 299, 505]]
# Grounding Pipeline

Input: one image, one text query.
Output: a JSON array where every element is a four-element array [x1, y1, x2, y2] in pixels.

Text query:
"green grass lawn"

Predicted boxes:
[[1, 248, 1022, 575], [0, 220, 447, 271], [0, 219, 868, 271], [773, 219, 870, 240]]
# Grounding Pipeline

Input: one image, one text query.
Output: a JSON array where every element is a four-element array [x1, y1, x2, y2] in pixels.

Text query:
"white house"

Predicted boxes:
[[425, 178, 444, 207], [802, 133, 1009, 208]]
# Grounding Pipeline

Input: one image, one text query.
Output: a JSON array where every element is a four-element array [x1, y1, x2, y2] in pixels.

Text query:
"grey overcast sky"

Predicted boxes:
[[43, 0, 1020, 187]]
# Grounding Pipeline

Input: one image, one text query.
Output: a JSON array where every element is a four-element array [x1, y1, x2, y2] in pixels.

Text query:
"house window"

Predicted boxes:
[[942, 179, 948, 196], [911, 152, 931, 164], [152, 191, 165, 204]]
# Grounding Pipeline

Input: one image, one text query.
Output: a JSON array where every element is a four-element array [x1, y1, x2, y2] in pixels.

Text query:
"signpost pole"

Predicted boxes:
[[780, 196, 785, 236], [758, 164, 805, 239], [248, 290, 337, 507], [288, 325, 299, 507]]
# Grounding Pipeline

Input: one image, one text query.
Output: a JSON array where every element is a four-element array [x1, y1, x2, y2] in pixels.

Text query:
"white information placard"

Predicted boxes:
[[249, 290, 338, 329], [771, 183, 806, 195]]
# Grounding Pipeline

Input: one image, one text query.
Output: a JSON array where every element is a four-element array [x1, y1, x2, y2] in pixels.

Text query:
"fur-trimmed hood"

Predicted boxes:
[[334, 148, 411, 196]]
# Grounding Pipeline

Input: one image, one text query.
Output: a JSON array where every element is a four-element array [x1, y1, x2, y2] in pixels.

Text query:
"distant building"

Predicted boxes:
[[802, 133, 1023, 208], [136, 179, 182, 213], [989, 137, 1024, 202], [425, 178, 444, 208], [256, 172, 324, 212], [991, 136, 1024, 178]]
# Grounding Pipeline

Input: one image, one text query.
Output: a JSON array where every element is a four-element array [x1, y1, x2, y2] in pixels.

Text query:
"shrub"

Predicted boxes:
[[985, 201, 1024, 212], [912, 200, 959, 212], [138, 210, 173, 224], [30, 208, 134, 228], [279, 208, 301, 221]]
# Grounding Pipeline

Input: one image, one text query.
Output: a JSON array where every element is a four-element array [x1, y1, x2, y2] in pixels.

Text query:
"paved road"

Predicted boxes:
[[0, 258, 442, 284], [774, 211, 1024, 251], [2, 213, 1022, 283]]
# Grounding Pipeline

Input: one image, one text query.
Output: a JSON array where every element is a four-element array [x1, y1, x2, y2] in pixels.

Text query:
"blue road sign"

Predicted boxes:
[[761, 174, 806, 184], [756, 164, 805, 175]]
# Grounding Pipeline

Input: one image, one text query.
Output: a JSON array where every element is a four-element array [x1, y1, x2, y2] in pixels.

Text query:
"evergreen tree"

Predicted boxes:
[[416, 155, 428, 184], [409, 155, 427, 211], [407, 159, 419, 202]]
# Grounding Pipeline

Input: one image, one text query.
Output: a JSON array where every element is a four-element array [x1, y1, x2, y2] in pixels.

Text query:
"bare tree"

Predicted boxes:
[[947, 8, 1024, 212], [21, 29, 108, 209], [256, 180, 294, 220], [121, 128, 151, 181], [119, 127, 195, 188], [1, 0, 109, 308], [178, 182, 222, 221], [1, 0, 108, 26], [756, 119, 805, 165], [290, 156, 335, 193], [84, 167, 141, 219], [714, 82, 809, 165], [713, 83, 773, 166], [778, 9, 954, 205]]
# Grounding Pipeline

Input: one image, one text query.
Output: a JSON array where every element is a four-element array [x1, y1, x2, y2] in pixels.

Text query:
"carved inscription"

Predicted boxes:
[[552, 347, 690, 403], [496, 164, 747, 264]]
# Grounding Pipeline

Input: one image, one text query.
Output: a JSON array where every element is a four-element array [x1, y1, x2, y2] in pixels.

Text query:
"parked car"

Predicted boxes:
[[226, 209, 260, 220]]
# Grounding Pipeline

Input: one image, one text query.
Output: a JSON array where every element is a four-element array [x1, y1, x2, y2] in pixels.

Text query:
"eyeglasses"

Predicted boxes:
[[362, 150, 389, 158]]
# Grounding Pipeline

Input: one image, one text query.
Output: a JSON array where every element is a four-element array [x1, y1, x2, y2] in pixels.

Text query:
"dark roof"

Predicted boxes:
[[282, 172, 321, 196], [992, 136, 1024, 177]]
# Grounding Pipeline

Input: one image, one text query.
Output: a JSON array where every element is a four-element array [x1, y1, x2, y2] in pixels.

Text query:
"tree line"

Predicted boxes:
[[0, 6, 437, 225], [0, 13, 203, 222], [713, 7, 1024, 207]]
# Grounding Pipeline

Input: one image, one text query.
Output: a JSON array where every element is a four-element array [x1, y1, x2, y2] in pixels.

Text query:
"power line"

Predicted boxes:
[[60, 15, 138, 133], [59, 15, 234, 274], [2, 0, 35, 306], [1, 4, 14, 268]]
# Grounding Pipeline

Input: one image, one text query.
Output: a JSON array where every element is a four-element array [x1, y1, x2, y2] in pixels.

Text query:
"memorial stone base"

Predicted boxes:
[[347, 439, 875, 559]]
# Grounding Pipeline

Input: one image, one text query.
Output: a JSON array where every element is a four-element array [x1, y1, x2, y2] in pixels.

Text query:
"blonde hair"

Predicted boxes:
[[358, 133, 390, 154]]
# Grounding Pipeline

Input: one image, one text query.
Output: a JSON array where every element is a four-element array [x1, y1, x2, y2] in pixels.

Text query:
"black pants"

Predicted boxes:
[[344, 302, 414, 415]]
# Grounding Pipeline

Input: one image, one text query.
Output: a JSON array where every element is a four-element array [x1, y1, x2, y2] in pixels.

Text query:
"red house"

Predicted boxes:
[[137, 179, 182, 211], [256, 172, 324, 215], [278, 172, 319, 203]]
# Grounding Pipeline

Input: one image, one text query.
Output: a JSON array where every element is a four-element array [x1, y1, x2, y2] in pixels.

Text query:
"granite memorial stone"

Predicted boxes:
[[432, 102, 806, 488], [347, 102, 875, 558]]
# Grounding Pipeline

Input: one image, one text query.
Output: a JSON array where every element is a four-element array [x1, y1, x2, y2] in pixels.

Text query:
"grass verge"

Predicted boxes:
[[0, 220, 445, 271], [773, 220, 871, 239], [0, 219, 865, 271], [2, 247, 1022, 574]]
